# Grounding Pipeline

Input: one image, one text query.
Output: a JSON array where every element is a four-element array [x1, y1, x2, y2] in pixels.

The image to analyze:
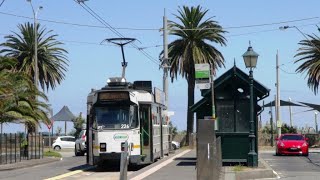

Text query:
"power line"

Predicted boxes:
[[279, 67, 298, 74], [0, 11, 160, 31], [0, 10, 319, 31]]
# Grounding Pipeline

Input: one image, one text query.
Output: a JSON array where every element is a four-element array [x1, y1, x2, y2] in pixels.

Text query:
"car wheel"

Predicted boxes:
[[172, 144, 177, 150], [80, 151, 85, 156], [54, 145, 61, 151], [303, 152, 309, 156], [75, 145, 80, 156]]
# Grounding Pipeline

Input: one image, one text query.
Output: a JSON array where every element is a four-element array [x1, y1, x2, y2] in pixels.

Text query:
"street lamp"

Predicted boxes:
[[279, 25, 320, 53], [242, 41, 259, 167], [27, 0, 42, 90]]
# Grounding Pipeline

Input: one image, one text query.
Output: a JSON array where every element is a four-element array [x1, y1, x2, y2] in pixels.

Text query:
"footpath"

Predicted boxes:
[[129, 148, 277, 180], [0, 157, 60, 171]]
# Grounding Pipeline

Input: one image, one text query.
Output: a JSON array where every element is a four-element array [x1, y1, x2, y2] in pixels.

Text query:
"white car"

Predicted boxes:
[[52, 136, 76, 150], [171, 141, 180, 150]]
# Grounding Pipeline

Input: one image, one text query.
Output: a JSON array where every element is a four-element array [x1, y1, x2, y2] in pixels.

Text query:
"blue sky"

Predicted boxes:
[[1, 0, 320, 133]]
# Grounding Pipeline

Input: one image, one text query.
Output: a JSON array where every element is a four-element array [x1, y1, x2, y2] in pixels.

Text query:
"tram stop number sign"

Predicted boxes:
[[195, 63, 210, 89]]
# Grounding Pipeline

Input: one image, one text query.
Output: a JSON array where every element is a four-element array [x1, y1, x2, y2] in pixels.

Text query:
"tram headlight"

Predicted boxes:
[[100, 143, 106, 152]]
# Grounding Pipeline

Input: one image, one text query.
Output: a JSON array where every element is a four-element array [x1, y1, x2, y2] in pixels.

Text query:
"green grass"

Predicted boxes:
[[233, 164, 245, 171], [44, 150, 62, 158]]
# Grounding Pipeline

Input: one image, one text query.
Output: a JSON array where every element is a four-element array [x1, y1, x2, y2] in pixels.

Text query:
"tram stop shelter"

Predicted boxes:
[[191, 65, 269, 164]]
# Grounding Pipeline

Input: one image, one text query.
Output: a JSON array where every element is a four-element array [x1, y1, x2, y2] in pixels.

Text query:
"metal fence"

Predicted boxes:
[[0, 133, 43, 165]]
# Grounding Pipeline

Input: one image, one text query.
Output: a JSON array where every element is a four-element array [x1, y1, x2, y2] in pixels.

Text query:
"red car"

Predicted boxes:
[[275, 134, 309, 156]]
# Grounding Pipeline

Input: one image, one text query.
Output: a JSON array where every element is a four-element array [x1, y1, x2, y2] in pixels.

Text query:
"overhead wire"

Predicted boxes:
[[73, 0, 160, 65], [0, 0, 5, 7], [0, 31, 163, 49]]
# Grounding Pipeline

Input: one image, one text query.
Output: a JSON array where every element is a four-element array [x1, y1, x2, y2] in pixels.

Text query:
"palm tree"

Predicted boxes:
[[0, 56, 50, 131], [294, 33, 320, 94], [165, 6, 227, 144], [0, 22, 68, 91]]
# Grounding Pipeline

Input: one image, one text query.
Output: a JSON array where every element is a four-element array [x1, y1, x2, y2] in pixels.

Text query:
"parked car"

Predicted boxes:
[[52, 136, 76, 151], [75, 130, 86, 156], [276, 134, 309, 156], [171, 141, 180, 150]]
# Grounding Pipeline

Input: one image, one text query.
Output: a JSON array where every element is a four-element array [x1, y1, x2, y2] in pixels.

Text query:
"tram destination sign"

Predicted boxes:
[[98, 92, 130, 101]]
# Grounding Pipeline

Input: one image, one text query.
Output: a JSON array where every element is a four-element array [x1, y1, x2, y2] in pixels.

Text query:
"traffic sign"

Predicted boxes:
[[46, 119, 54, 130]]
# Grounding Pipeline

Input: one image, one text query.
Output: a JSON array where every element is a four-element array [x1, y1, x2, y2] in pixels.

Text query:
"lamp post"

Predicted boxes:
[[27, 0, 42, 133], [242, 41, 259, 167], [27, 0, 42, 91]]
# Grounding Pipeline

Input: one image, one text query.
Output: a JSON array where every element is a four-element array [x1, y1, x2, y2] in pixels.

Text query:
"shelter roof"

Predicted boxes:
[[51, 106, 76, 122], [191, 65, 270, 112]]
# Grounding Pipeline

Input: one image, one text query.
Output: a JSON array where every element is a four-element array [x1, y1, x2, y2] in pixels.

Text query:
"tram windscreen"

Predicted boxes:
[[95, 105, 138, 129]]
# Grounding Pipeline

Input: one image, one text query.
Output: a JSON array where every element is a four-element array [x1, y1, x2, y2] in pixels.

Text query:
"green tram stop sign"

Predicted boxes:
[[195, 63, 210, 89]]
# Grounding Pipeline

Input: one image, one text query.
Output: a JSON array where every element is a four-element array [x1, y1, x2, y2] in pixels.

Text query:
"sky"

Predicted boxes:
[[1, 0, 320, 133]]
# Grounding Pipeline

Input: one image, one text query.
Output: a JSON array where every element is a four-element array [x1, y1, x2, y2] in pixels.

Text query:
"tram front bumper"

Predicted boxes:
[[99, 152, 122, 160], [96, 153, 142, 164]]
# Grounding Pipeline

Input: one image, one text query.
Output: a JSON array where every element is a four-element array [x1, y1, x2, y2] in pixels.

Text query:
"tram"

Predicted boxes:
[[86, 77, 170, 165]]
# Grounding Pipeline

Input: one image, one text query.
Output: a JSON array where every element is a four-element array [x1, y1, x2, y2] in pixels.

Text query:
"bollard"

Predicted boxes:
[[0, 133, 2, 164], [15, 133, 16, 163], [119, 141, 129, 180]]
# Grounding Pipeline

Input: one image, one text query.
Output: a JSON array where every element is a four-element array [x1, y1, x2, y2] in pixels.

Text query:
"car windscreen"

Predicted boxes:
[[95, 105, 138, 129], [280, 135, 304, 140]]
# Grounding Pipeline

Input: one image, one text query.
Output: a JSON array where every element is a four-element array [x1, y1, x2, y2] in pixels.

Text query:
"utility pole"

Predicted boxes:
[[276, 50, 281, 137], [289, 97, 293, 127], [269, 103, 274, 147], [315, 112, 318, 133], [162, 9, 170, 108], [27, 0, 42, 133]]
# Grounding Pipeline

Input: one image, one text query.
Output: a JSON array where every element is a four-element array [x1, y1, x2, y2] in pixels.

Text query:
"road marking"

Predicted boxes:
[[273, 170, 281, 179], [130, 149, 191, 180], [44, 166, 95, 180]]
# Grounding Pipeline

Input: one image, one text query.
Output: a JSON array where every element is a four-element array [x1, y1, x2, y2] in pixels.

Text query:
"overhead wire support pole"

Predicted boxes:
[[289, 97, 293, 127], [276, 50, 281, 138], [162, 8, 169, 109]]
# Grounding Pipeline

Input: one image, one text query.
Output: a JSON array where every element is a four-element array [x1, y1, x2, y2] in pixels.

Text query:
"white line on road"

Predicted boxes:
[[273, 170, 281, 179], [130, 149, 191, 180]]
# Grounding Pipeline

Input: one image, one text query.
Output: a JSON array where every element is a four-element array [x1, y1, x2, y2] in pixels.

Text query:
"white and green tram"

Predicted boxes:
[[86, 77, 170, 166]]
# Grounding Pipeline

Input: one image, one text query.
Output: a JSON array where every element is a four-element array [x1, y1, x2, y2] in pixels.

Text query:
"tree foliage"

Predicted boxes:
[[294, 32, 320, 94], [281, 123, 297, 134], [169, 121, 178, 139], [163, 5, 227, 144], [0, 22, 68, 91], [0, 56, 50, 129], [72, 112, 85, 138]]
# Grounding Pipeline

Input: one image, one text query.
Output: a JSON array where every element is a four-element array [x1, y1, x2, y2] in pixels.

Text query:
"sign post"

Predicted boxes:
[[46, 120, 54, 152], [195, 64, 210, 89]]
